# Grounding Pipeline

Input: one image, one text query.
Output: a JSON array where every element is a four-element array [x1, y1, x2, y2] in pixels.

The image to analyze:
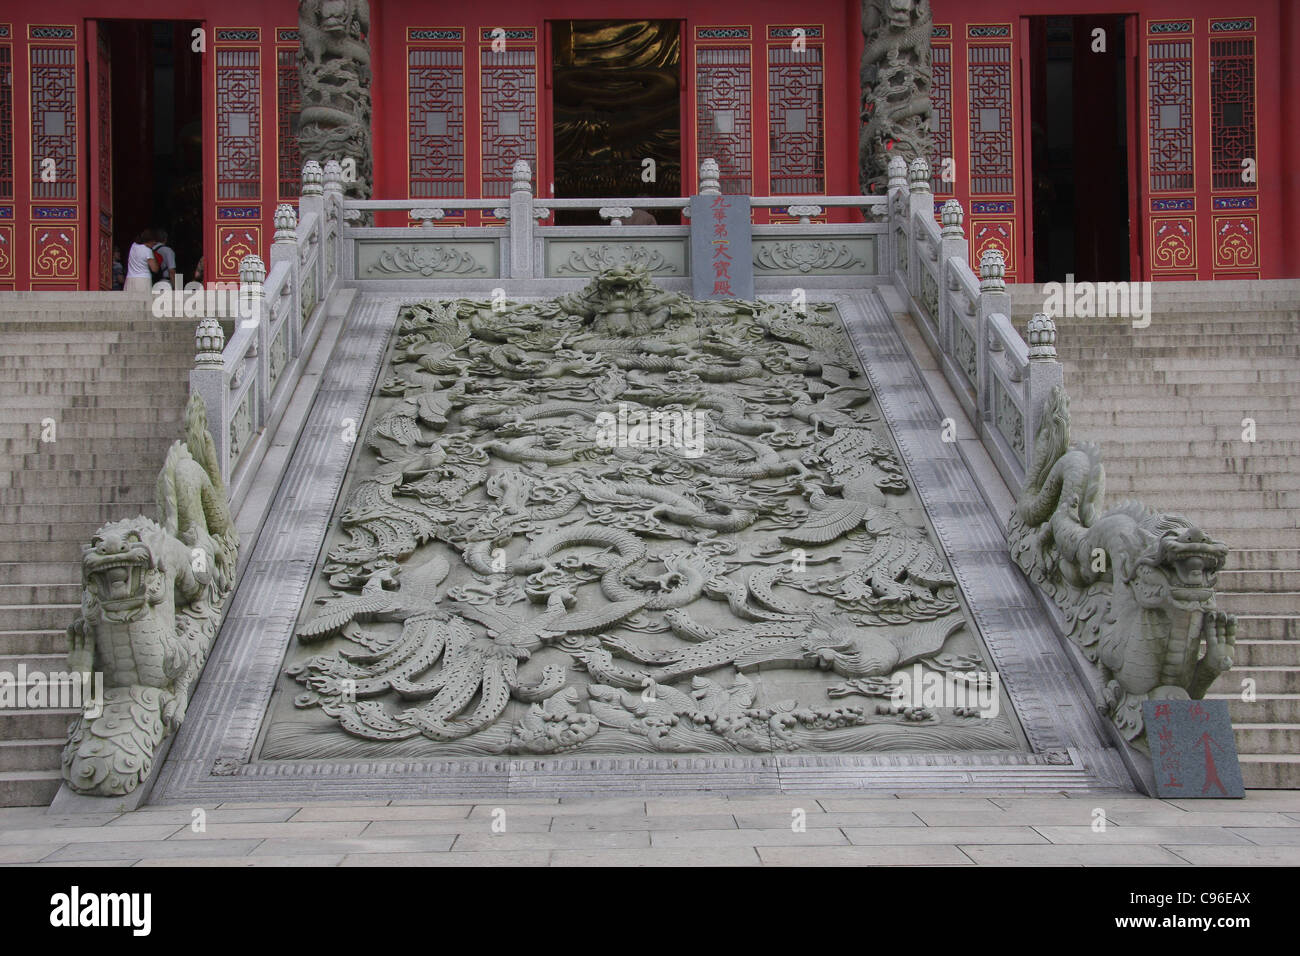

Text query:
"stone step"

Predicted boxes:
[[1234, 641, 1300, 666], [0, 469, 168, 489], [1068, 382, 1300, 400], [1238, 754, 1300, 790], [0, 503, 158, 525], [1215, 592, 1300, 616], [0, 422, 188, 440], [1101, 438, 1300, 457], [1071, 407, 1300, 428], [0, 485, 160, 505], [1065, 355, 1300, 371], [0, 739, 64, 773], [1059, 332, 1298, 348], [2, 368, 190, 383], [1105, 473, 1299, 493], [1214, 693, 1300, 723], [0, 406, 186, 423], [1063, 344, 1300, 361], [0, 542, 100, 563], [0, 630, 69, 656], [1210, 666, 1300, 695], [0, 354, 195, 370], [0, 563, 77, 585], [0, 770, 62, 808], [0, 582, 81, 605], [0, 605, 79, 631], [1094, 489, 1300, 513], [0, 394, 192, 410], [1219, 569, 1300, 592], [1160, 368, 1300, 385], [6, 382, 190, 398], [1233, 616, 1300, 640], [1098, 454, 1298, 477], [1229, 550, 1300, 571], [0, 708, 78, 740], [15, 441, 199, 465], [1232, 723, 1300, 755]]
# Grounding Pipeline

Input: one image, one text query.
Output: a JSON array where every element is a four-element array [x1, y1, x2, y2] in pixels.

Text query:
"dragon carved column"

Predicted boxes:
[[859, 0, 934, 195], [298, 0, 373, 201]]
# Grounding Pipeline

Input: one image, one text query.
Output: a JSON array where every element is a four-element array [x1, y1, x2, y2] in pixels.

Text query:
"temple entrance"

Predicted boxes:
[[1026, 14, 1136, 282], [95, 20, 204, 284], [549, 19, 682, 225]]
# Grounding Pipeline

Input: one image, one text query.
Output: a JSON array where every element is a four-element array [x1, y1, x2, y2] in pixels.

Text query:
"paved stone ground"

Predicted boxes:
[[2, 791, 1299, 866]]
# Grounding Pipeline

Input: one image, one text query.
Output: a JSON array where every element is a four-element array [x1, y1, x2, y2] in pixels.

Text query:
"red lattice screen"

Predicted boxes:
[[767, 45, 824, 194], [409, 48, 465, 198], [695, 46, 752, 194]]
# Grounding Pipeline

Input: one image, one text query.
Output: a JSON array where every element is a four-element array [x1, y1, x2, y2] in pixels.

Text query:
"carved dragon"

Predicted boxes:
[[1008, 386, 1234, 749], [298, 0, 373, 200], [859, 0, 934, 195], [63, 395, 238, 796]]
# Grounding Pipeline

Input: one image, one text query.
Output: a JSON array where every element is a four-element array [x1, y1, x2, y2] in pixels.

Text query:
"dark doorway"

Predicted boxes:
[[1028, 15, 1131, 282], [103, 20, 204, 280], [551, 20, 681, 225]]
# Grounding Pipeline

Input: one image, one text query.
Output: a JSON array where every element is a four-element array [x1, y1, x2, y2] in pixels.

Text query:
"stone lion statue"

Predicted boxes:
[[62, 395, 239, 796], [1008, 386, 1234, 749]]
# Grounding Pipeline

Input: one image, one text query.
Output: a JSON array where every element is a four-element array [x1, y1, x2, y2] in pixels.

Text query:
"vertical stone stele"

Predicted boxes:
[[62, 395, 239, 796], [859, 0, 934, 195], [298, 0, 373, 201]]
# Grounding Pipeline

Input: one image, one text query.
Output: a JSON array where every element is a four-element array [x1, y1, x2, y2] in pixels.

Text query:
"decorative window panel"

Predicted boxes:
[[695, 46, 752, 194], [929, 43, 952, 195], [768, 45, 824, 194], [409, 47, 465, 198], [30, 45, 76, 199], [0, 45, 12, 199], [1210, 38, 1255, 191], [216, 48, 261, 200], [480, 48, 536, 198], [1148, 40, 1193, 191], [277, 47, 302, 199], [967, 45, 1012, 194]]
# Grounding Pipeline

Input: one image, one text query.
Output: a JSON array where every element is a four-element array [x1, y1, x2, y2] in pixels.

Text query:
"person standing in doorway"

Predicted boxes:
[[152, 229, 177, 284], [124, 229, 159, 292]]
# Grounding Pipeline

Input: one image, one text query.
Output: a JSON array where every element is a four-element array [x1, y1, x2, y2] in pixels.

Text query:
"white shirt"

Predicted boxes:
[[125, 242, 156, 279]]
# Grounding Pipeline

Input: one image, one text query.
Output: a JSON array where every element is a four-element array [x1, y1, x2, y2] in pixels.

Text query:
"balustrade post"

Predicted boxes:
[[190, 316, 230, 486], [1024, 312, 1064, 477], [886, 155, 908, 277], [906, 157, 932, 299], [977, 249, 1008, 438], [271, 203, 301, 351], [240, 254, 269, 430], [509, 160, 535, 278], [698, 158, 721, 196], [938, 199, 967, 356], [322, 161, 345, 290]]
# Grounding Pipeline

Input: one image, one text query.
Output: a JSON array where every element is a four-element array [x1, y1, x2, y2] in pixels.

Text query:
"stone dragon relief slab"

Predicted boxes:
[[259, 269, 1025, 760]]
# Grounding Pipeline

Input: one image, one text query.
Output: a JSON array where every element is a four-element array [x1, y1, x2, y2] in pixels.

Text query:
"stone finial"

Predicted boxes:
[[239, 254, 266, 288], [887, 155, 908, 191], [1027, 313, 1058, 360], [322, 160, 344, 195], [273, 203, 298, 243], [194, 315, 225, 368], [301, 161, 324, 197], [940, 199, 965, 240], [511, 160, 533, 194], [699, 158, 721, 195], [908, 157, 932, 194], [979, 248, 1006, 292]]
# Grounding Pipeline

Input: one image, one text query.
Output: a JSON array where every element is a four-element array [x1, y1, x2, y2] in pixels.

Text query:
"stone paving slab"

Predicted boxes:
[[1, 792, 1296, 866]]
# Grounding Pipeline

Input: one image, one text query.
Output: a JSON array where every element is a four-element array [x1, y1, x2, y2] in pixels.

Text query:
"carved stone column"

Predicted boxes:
[[859, 0, 934, 195], [298, 0, 373, 202]]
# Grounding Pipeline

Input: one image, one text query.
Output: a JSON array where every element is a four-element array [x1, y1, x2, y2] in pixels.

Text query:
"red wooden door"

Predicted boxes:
[[87, 22, 112, 290]]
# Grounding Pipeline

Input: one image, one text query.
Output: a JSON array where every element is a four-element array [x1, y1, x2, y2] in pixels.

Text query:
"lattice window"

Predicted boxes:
[[1148, 40, 1194, 191], [929, 44, 952, 195], [696, 46, 752, 194], [1210, 38, 1255, 191], [216, 48, 260, 200], [967, 45, 1012, 194], [480, 48, 535, 198], [277, 48, 302, 199], [0, 46, 12, 200], [30, 45, 76, 199], [768, 45, 824, 194], [409, 48, 465, 198]]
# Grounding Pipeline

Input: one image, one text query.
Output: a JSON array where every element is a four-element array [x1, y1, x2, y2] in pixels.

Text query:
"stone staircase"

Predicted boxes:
[[1011, 280, 1300, 787], [0, 295, 194, 805]]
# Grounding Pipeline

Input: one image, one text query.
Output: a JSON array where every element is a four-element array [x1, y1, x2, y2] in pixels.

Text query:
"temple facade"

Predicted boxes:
[[0, 0, 1295, 291]]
